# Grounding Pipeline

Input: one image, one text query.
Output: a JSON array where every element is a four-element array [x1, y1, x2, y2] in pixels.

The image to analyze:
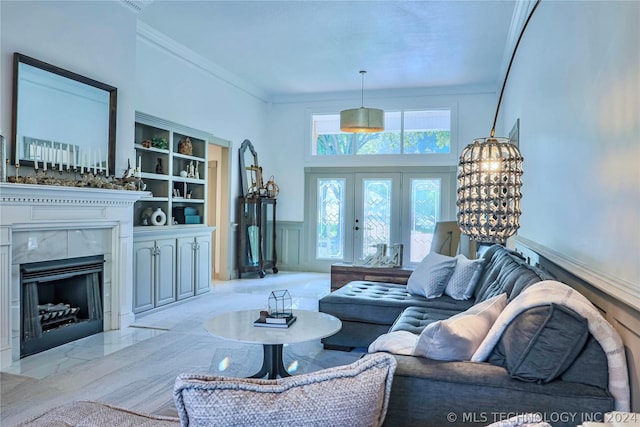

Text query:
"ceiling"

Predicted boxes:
[[136, 1, 518, 99]]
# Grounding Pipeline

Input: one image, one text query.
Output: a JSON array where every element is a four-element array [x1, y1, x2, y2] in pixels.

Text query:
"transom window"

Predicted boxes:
[[312, 109, 451, 156]]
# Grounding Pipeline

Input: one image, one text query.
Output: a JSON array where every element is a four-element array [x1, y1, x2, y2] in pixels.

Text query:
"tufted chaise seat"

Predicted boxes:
[[320, 245, 553, 350], [319, 281, 472, 349]]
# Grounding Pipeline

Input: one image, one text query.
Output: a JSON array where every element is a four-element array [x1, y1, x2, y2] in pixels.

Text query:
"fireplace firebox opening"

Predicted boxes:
[[20, 255, 105, 358]]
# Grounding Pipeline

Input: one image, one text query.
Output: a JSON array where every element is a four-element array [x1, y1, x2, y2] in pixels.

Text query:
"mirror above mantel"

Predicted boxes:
[[11, 53, 117, 174]]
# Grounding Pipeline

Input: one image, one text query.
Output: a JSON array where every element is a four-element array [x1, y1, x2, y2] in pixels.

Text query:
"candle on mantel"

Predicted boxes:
[[32, 143, 38, 170], [43, 145, 47, 172], [98, 149, 102, 174], [58, 146, 63, 172], [80, 150, 85, 174], [72, 145, 77, 169], [50, 142, 55, 170], [66, 145, 71, 171], [93, 149, 97, 175]]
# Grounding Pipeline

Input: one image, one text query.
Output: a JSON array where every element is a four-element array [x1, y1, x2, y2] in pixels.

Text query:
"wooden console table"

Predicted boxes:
[[330, 263, 415, 291]]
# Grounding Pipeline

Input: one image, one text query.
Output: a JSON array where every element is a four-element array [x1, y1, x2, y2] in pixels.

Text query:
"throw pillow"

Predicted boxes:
[[173, 353, 397, 427], [413, 293, 507, 361], [368, 330, 419, 356], [444, 255, 487, 300], [407, 252, 457, 299], [487, 304, 589, 383]]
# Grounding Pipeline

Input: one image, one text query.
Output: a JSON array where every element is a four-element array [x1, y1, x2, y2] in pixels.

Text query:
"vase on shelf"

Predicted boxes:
[[155, 158, 163, 174]]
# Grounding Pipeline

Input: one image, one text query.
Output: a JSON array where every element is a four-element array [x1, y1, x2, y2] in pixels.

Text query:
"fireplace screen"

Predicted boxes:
[[20, 255, 104, 357]]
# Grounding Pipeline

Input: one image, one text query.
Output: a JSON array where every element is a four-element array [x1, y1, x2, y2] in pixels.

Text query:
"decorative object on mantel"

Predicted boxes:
[[178, 137, 193, 155], [457, 0, 540, 245], [340, 70, 384, 133]]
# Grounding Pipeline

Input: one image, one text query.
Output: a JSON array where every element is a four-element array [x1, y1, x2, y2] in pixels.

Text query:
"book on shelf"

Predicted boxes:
[[253, 315, 297, 328]]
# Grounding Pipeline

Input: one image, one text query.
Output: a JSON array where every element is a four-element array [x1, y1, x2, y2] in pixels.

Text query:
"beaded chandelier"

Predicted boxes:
[[456, 0, 539, 245], [457, 137, 523, 244]]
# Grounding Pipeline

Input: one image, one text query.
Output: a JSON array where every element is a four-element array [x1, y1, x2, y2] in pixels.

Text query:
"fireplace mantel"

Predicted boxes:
[[0, 183, 148, 367]]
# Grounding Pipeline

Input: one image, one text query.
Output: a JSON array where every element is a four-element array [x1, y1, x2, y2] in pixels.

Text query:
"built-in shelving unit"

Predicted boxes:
[[134, 112, 209, 228], [132, 112, 216, 314]]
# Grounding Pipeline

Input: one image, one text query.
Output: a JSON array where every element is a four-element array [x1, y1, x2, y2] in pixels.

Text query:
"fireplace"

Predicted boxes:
[[1, 183, 146, 367], [20, 255, 105, 358]]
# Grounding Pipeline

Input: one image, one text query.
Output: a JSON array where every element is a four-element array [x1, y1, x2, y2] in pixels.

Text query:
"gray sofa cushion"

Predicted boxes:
[[473, 245, 552, 303], [384, 355, 613, 427], [173, 353, 397, 427], [561, 335, 609, 390], [488, 304, 590, 383], [320, 281, 473, 325]]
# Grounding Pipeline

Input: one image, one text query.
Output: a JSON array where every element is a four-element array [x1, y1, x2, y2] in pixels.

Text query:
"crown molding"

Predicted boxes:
[[120, 0, 154, 14], [136, 22, 269, 103], [498, 0, 537, 86]]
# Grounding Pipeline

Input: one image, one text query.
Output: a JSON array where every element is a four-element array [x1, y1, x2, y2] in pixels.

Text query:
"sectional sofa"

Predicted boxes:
[[319, 245, 630, 426]]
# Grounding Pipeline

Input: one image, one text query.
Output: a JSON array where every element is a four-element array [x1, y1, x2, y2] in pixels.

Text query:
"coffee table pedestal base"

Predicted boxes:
[[250, 344, 291, 379]]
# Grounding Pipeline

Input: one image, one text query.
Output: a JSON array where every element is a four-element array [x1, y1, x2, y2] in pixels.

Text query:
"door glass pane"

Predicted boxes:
[[410, 178, 441, 262], [317, 179, 345, 259], [362, 179, 392, 256]]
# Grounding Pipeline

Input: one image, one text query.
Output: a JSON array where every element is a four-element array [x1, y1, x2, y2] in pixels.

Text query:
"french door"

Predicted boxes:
[[306, 168, 453, 271]]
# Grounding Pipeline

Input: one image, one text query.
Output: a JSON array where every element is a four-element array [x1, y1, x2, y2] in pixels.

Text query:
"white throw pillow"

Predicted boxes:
[[368, 331, 419, 356], [407, 252, 457, 299], [444, 255, 487, 300], [414, 293, 508, 361]]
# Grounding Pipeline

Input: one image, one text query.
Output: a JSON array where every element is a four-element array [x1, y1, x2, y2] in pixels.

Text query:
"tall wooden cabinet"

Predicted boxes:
[[237, 197, 278, 278], [132, 112, 215, 314]]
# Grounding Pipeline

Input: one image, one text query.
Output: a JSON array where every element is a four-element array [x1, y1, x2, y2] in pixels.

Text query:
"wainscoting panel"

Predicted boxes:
[[275, 221, 305, 271], [514, 237, 640, 412]]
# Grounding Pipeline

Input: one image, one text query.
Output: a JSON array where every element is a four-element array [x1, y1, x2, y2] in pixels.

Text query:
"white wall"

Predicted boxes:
[[265, 89, 497, 221], [501, 1, 640, 287], [135, 35, 269, 200], [0, 1, 137, 174]]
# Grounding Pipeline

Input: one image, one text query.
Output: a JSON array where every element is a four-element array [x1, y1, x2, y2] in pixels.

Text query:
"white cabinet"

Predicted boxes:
[[195, 234, 212, 295], [132, 238, 177, 313], [177, 234, 212, 299], [133, 229, 214, 314]]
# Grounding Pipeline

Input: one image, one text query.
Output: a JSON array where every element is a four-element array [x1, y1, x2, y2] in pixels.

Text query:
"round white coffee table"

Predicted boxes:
[[205, 309, 342, 379]]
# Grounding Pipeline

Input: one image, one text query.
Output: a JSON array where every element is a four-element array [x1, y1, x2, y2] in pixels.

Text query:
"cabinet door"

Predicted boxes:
[[133, 241, 155, 313], [195, 235, 212, 295], [176, 237, 195, 300], [155, 238, 177, 307]]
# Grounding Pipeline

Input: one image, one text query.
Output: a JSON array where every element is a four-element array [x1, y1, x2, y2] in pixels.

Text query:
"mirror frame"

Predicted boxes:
[[11, 52, 117, 174], [239, 139, 259, 198]]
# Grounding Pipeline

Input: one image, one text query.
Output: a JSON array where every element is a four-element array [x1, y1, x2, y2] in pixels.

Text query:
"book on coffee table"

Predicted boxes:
[[253, 315, 297, 328]]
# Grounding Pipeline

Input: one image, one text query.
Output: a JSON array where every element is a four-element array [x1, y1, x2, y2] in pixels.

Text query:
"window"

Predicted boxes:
[[312, 109, 451, 157]]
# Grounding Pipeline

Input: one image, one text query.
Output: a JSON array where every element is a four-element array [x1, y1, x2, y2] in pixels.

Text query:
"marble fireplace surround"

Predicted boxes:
[[0, 183, 147, 368]]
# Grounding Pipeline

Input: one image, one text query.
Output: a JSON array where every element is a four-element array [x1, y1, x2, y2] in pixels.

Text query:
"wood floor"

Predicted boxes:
[[0, 272, 362, 426]]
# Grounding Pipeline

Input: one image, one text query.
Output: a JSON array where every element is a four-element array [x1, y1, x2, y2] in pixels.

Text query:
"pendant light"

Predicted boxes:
[[340, 71, 384, 133], [457, 0, 540, 244]]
